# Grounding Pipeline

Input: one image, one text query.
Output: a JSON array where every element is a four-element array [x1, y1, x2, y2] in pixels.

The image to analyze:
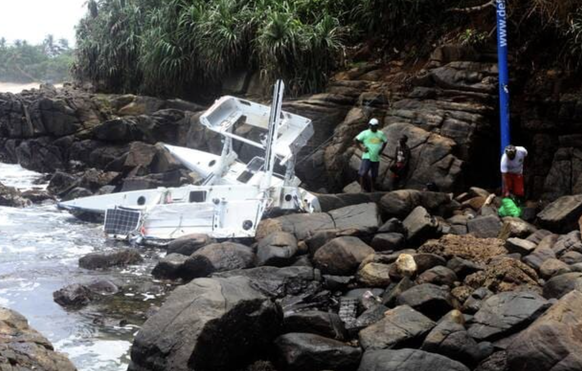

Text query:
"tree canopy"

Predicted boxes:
[[73, 0, 582, 97], [0, 35, 73, 83]]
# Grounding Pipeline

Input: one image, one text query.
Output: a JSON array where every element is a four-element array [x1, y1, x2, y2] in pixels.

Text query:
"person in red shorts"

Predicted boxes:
[[500, 144, 528, 199]]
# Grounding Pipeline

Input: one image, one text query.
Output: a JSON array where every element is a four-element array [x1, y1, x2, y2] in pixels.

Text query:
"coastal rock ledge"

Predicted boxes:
[[0, 306, 77, 370]]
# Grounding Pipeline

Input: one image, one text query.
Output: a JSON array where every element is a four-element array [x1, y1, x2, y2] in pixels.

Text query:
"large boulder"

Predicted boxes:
[[78, 249, 143, 270], [166, 234, 214, 256], [214, 266, 322, 299], [370, 233, 406, 252], [507, 291, 582, 371], [129, 276, 282, 371], [467, 215, 502, 238], [379, 190, 453, 219], [468, 291, 549, 341], [397, 283, 455, 320], [283, 311, 345, 339], [537, 195, 582, 233], [180, 242, 256, 280], [313, 237, 375, 275], [421, 310, 484, 366], [275, 333, 362, 371], [257, 232, 298, 267], [151, 253, 189, 280], [0, 307, 77, 371], [403, 206, 440, 244], [257, 203, 380, 240], [358, 348, 470, 371], [358, 305, 435, 350], [542, 272, 582, 299], [0, 182, 30, 208]]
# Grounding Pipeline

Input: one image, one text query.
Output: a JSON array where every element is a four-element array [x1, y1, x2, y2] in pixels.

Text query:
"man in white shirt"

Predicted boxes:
[[500, 145, 528, 198]]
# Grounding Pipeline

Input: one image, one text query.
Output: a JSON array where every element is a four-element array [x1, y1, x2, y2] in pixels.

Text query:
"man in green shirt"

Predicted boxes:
[[355, 118, 388, 192]]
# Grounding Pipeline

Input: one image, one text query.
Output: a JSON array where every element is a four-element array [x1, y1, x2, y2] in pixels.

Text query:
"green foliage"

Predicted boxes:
[[74, 0, 582, 96], [75, 0, 345, 95], [0, 35, 73, 83], [459, 28, 489, 47]]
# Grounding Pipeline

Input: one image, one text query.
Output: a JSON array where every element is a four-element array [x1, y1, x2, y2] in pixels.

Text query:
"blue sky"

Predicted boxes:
[[0, 0, 87, 45]]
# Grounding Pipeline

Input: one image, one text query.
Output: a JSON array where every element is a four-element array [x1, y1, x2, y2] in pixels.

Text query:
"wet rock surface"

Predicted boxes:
[[0, 307, 77, 371]]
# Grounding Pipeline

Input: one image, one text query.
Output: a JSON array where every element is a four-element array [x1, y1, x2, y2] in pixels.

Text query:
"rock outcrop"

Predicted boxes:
[[0, 307, 77, 371]]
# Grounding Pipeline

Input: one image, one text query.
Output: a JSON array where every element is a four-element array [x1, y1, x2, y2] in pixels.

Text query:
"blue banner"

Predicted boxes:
[[496, 0, 511, 154]]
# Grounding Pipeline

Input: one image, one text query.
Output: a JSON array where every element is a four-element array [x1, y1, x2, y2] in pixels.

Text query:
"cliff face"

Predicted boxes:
[[0, 44, 580, 201]]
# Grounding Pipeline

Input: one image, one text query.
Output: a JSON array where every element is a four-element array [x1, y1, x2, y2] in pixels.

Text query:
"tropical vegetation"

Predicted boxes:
[[0, 35, 73, 83], [73, 0, 582, 97]]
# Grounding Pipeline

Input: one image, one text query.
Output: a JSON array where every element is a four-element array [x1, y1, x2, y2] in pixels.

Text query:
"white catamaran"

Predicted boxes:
[[58, 80, 320, 242]]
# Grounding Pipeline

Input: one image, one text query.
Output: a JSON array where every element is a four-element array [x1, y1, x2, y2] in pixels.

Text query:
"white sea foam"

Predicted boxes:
[[55, 337, 131, 371], [0, 163, 46, 190]]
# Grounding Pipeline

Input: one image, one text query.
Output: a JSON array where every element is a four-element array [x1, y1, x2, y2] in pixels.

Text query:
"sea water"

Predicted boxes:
[[0, 163, 158, 371]]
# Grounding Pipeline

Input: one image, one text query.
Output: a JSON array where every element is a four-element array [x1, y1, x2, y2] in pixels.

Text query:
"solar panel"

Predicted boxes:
[[104, 207, 142, 236]]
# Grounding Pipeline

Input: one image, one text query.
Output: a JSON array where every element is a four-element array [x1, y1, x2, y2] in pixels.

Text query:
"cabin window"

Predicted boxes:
[[189, 191, 207, 203], [137, 196, 146, 205], [237, 171, 254, 183]]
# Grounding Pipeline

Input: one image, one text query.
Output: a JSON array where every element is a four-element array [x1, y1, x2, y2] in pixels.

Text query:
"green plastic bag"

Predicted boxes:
[[498, 197, 522, 218]]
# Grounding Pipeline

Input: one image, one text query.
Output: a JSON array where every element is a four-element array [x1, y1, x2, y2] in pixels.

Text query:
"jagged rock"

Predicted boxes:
[[358, 348, 470, 371], [370, 233, 406, 252], [542, 272, 582, 299], [0, 307, 77, 371], [422, 310, 485, 366], [357, 263, 392, 287], [378, 218, 407, 234], [180, 242, 255, 280], [498, 217, 537, 239], [467, 215, 502, 238], [468, 291, 549, 341], [507, 291, 582, 371], [61, 187, 92, 201], [0, 182, 30, 207], [151, 253, 189, 280], [257, 203, 380, 240], [382, 277, 415, 307], [79, 249, 143, 270], [274, 333, 361, 371], [166, 234, 214, 256], [359, 305, 436, 350], [313, 237, 374, 276], [214, 266, 322, 299], [464, 257, 540, 293], [53, 284, 93, 308], [413, 253, 447, 274], [355, 303, 389, 329], [257, 232, 298, 267], [379, 190, 453, 219], [552, 231, 582, 257], [539, 258, 571, 279], [348, 123, 464, 192], [47, 171, 78, 196], [129, 277, 282, 371], [397, 283, 455, 320], [538, 194, 582, 233], [505, 238, 537, 256], [462, 287, 494, 314], [561, 250, 582, 264], [447, 257, 485, 279], [403, 206, 440, 244], [21, 188, 54, 203], [417, 266, 458, 287], [523, 238, 557, 270], [283, 311, 345, 340], [475, 352, 508, 371]]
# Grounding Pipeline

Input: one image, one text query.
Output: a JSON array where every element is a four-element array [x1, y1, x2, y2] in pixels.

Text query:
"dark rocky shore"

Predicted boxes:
[[1, 44, 582, 371]]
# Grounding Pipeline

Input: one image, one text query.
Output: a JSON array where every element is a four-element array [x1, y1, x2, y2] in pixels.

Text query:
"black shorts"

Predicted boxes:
[[359, 159, 379, 178]]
